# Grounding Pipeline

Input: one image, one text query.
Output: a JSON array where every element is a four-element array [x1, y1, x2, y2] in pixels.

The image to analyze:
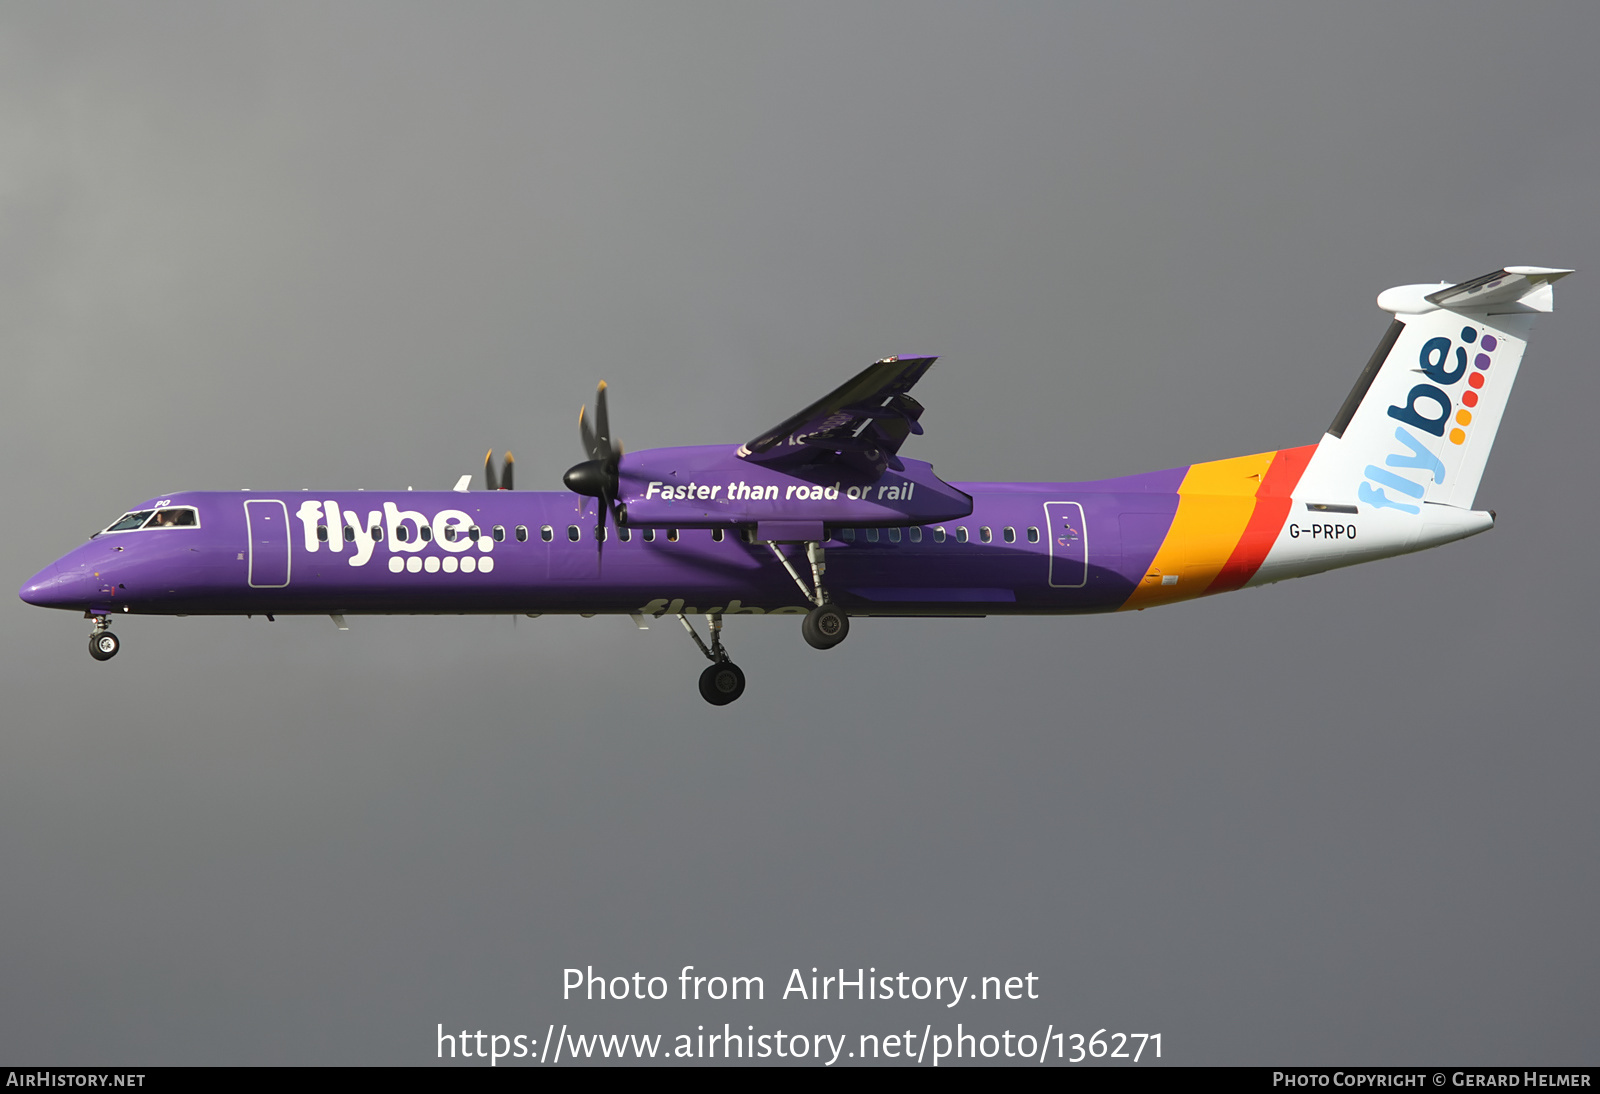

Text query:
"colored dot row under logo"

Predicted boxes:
[[386, 554, 496, 574], [1449, 327, 1496, 445]]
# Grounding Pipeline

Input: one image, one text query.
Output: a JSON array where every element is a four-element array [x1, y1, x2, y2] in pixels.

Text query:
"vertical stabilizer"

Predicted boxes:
[[1295, 267, 1571, 512]]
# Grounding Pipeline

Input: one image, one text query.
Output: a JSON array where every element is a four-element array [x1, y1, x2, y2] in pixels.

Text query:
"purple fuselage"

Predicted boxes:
[[19, 465, 1187, 619]]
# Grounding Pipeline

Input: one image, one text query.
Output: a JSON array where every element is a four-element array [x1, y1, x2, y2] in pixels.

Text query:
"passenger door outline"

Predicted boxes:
[[245, 499, 292, 588], [1045, 501, 1087, 588]]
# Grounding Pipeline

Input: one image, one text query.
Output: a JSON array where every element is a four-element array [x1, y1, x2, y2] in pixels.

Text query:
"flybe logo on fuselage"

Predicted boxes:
[[1360, 325, 1498, 514], [294, 500, 496, 573]]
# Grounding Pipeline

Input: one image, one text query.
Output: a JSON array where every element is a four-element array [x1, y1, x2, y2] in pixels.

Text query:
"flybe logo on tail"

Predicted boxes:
[[1361, 326, 1499, 513]]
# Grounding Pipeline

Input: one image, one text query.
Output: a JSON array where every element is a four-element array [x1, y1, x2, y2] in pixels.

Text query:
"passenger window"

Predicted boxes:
[[396, 526, 409, 543], [888, 527, 901, 543], [515, 525, 528, 542], [344, 525, 356, 542], [866, 528, 879, 543], [1027, 526, 1039, 543], [980, 526, 993, 543], [934, 527, 946, 543], [567, 525, 580, 542], [643, 528, 656, 542], [1003, 526, 1015, 543], [712, 528, 724, 542], [667, 529, 679, 542], [443, 527, 456, 542], [596, 526, 607, 542], [492, 525, 505, 542], [420, 526, 433, 542], [840, 528, 855, 542], [317, 525, 329, 542], [619, 527, 631, 542], [540, 525, 553, 542], [956, 527, 969, 544], [372, 525, 384, 540], [468, 526, 480, 541], [908, 527, 922, 543]]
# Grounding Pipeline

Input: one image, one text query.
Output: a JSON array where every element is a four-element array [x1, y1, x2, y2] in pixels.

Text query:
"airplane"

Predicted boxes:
[[19, 265, 1570, 705]]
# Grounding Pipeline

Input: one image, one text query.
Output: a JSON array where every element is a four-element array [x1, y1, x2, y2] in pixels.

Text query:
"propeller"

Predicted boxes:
[[562, 381, 625, 561], [484, 450, 515, 490]]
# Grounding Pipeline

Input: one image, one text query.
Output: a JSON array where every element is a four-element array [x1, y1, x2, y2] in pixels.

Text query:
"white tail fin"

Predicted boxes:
[[1295, 266, 1571, 512]]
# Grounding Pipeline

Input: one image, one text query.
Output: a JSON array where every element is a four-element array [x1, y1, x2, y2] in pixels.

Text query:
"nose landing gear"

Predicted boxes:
[[87, 616, 120, 661], [679, 612, 746, 705]]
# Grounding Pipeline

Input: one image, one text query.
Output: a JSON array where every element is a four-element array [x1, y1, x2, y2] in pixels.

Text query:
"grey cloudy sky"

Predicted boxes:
[[2, 1, 1595, 1065]]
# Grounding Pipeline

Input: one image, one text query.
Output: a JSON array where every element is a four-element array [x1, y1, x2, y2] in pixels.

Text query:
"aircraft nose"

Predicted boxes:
[[19, 563, 93, 609]]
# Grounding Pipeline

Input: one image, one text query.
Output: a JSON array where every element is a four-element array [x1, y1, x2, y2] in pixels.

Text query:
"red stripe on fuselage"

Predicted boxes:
[[1208, 444, 1316, 594]]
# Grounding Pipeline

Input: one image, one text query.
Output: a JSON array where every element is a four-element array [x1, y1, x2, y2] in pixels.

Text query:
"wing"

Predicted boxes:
[[737, 356, 936, 474]]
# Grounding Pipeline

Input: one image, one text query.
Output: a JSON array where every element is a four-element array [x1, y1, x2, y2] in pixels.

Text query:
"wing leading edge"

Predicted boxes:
[[737, 355, 937, 476]]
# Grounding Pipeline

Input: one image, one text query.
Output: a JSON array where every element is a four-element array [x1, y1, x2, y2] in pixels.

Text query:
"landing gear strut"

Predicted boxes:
[[679, 613, 746, 705], [87, 616, 120, 661], [764, 539, 851, 651]]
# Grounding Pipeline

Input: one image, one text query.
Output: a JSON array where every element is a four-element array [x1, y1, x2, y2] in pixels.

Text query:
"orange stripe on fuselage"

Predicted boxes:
[[1209, 444, 1316, 594], [1119, 445, 1313, 610]]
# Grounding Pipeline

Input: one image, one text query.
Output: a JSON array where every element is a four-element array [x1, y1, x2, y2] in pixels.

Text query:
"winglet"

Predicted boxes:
[[452, 475, 471, 492]]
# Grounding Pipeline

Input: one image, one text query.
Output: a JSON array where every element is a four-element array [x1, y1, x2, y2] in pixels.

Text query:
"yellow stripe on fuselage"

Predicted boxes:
[[1120, 450, 1277, 610]]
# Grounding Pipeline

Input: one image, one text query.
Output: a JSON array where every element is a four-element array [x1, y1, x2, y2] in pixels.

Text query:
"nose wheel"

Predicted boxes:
[[87, 619, 120, 661], [679, 612, 746, 705]]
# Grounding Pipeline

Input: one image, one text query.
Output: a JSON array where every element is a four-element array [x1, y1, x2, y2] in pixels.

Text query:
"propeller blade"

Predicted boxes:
[[579, 405, 598, 462], [594, 381, 611, 456], [567, 383, 623, 535], [501, 451, 514, 490], [483, 449, 499, 491], [606, 443, 623, 524]]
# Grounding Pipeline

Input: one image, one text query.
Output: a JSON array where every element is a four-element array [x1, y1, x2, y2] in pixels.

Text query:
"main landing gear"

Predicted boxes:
[[87, 616, 120, 661], [676, 536, 855, 703], [801, 603, 849, 650], [680, 613, 746, 706], [764, 539, 851, 651]]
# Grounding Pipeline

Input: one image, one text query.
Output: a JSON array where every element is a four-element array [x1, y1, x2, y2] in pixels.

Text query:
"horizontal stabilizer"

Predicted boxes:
[[1425, 266, 1573, 313]]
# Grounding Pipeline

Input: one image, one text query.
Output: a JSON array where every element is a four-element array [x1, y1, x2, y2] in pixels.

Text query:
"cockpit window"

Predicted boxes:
[[101, 506, 201, 534], [105, 510, 155, 532], [148, 507, 198, 528]]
